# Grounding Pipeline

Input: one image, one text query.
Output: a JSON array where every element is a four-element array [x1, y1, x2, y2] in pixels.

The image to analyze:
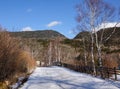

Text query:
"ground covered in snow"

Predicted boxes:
[[19, 66, 120, 89]]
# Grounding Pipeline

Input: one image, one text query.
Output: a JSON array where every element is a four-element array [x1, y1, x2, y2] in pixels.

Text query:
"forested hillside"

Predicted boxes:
[[9, 30, 66, 39], [74, 27, 120, 46]]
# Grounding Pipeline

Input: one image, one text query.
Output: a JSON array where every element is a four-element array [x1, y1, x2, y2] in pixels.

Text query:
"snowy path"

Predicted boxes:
[[19, 66, 119, 89]]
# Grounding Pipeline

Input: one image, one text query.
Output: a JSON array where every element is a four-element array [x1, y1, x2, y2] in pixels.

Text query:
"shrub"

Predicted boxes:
[[17, 50, 36, 73], [103, 54, 118, 68], [0, 27, 36, 83]]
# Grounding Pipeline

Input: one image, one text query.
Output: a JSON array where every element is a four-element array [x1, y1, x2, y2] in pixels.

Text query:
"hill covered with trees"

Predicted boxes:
[[74, 27, 120, 46], [9, 30, 66, 39]]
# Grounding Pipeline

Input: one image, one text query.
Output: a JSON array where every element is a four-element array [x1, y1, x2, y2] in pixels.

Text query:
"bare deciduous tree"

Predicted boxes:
[[76, 0, 120, 75]]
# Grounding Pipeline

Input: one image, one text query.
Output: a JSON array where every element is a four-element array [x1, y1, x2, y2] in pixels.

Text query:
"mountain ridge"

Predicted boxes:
[[74, 27, 120, 40], [9, 30, 66, 39]]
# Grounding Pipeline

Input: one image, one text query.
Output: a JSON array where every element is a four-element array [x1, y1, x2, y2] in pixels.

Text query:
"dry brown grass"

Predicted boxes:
[[0, 27, 36, 84]]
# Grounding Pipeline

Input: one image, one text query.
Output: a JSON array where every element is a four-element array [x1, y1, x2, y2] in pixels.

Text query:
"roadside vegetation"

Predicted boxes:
[[0, 27, 36, 88]]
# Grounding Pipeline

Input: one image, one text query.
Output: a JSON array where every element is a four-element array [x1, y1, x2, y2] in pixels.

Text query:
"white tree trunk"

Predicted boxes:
[[83, 38, 87, 66], [58, 47, 61, 62], [48, 42, 52, 65], [91, 35, 96, 75]]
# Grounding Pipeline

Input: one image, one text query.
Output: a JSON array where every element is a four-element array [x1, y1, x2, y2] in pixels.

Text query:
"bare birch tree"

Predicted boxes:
[[48, 41, 52, 66], [82, 38, 87, 66], [76, 0, 120, 75]]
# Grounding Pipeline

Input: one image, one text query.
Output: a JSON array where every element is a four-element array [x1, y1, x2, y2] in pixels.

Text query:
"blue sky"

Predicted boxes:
[[0, 0, 120, 38]]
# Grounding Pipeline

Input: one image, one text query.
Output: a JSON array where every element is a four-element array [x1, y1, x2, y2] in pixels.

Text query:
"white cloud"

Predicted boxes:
[[27, 8, 32, 13], [22, 27, 33, 31], [69, 30, 73, 34], [68, 29, 79, 35], [46, 21, 62, 28]]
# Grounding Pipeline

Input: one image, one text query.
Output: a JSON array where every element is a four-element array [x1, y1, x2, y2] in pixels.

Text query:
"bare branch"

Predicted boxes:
[[104, 23, 120, 42]]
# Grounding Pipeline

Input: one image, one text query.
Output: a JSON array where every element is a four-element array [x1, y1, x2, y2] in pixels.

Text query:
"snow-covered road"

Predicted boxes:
[[19, 66, 119, 89]]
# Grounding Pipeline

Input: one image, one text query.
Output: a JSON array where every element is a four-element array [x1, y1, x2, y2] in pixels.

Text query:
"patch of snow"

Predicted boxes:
[[11, 77, 25, 89], [95, 22, 120, 31], [19, 66, 120, 89], [22, 27, 33, 31]]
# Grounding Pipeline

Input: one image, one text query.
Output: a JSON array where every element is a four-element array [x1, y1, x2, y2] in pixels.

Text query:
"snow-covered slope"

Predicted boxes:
[[19, 66, 119, 89]]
